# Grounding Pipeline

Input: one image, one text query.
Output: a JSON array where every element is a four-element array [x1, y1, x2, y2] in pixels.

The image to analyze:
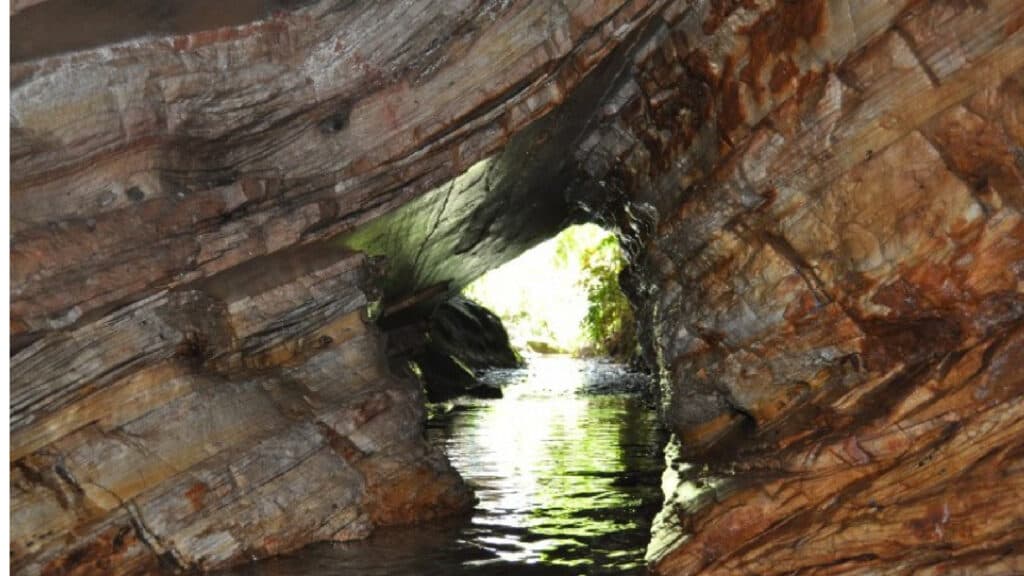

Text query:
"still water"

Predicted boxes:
[[236, 356, 666, 575]]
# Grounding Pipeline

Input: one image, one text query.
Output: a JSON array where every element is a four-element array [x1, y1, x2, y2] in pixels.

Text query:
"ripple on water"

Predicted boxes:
[[227, 357, 667, 575]]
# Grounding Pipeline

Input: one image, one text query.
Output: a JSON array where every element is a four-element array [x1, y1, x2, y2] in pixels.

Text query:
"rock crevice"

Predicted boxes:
[[9, 0, 1024, 574]]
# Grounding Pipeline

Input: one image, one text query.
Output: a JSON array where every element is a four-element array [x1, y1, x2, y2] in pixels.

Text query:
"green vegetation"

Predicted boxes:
[[463, 223, 636, 358], [574, 234, 636, 358]]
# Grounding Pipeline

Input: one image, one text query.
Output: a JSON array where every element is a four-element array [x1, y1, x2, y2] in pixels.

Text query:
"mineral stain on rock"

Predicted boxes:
[[184, 482, 208, 513], [9, 0, 1024, 575]]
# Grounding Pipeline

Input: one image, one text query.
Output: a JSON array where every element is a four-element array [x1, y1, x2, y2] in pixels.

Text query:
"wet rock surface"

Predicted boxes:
[[9, 0, 1024, 574], [412, 341, 504, 403], [385, 295, 518, 403]]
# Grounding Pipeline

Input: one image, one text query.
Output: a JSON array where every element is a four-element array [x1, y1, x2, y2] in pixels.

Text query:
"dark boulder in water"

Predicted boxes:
[[430, 296, 520, 371], [414, 340, 504, 403]]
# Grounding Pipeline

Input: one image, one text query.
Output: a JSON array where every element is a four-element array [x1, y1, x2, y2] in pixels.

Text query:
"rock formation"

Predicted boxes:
[[9, 0, 1024, 574], [11, 244, 474, 574], [393, 296, 518, 402], [427, 297, 519, 372]]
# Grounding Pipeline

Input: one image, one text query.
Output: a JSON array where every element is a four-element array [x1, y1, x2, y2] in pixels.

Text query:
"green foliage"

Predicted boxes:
[[464, 223, 635, 358], [574, 235, 636, 358]]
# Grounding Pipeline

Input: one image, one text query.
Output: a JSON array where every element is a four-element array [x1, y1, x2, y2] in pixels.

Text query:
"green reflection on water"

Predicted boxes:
[[222, 357, 666, 576], [432, 357, 666, 573]]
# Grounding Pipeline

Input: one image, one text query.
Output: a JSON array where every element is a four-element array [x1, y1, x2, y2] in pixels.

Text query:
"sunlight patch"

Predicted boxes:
[[463, 223, 634, 357]]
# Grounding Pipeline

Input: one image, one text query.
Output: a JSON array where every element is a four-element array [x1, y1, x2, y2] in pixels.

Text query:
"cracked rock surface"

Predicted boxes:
[[10, 0, 1024, 574]]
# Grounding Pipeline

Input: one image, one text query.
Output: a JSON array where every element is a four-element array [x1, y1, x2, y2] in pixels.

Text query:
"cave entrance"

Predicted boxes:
[[397, 224, 668, 573], [464, 222, 637, 361]]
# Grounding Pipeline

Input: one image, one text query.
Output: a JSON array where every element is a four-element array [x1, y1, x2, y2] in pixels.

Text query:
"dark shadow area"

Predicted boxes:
[[12, 0, 316, 62]]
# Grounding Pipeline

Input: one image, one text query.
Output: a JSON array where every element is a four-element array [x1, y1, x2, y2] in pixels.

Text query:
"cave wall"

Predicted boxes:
[[10, 1, 663, 573], [11, 244, 473, 573], [574, 1, 1024, 573], [9, 0, 1024, 574], [10, 0, 663, 347]]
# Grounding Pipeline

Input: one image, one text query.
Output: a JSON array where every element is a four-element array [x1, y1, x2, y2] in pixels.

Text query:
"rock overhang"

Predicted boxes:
[[9, 0, 1024, 574]]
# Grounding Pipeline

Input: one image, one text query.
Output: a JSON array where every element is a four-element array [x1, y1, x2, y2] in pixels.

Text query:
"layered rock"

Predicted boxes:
[[10, 1, 664, 573], [10, 0, 664, 347], [10, 244, 473, 574], [576, 1, 1024, 573], [10, 0, 1024, 575]]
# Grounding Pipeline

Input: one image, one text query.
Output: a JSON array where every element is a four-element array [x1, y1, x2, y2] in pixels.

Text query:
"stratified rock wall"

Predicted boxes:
[[10, 1, 665, 573], [567, 1, 1024, 573], [10, 0, 664, 346], [10, 0, 1024, 574], [11, 245, 472, 574]]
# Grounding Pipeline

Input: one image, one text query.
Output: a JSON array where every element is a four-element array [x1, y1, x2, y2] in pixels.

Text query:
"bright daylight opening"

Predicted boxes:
[[408, 223, 664, 573], [463, 223, 636, 360]]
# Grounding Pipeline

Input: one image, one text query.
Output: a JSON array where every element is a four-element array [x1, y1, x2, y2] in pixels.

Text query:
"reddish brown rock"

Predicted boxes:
[[588, 1, 1024, 574], [9, 0, 1024, 574]]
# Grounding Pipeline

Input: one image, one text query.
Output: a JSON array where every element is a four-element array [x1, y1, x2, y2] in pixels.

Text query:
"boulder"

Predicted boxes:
[[429, 297, 519, 371]]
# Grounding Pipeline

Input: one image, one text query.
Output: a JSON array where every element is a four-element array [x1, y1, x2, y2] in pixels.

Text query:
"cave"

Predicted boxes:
[[9, 1, 1024, 575]]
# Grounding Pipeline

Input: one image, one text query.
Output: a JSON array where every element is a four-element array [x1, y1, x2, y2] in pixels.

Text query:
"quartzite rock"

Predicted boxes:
[[11, 244, 472, 574], [585, 1, 1024, 573], [10, 0, 1024, 574], [11, 2, 665, 572]]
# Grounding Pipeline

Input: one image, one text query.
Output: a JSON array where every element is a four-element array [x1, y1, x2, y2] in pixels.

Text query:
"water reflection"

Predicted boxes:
[[232, 357, 665, 575]]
